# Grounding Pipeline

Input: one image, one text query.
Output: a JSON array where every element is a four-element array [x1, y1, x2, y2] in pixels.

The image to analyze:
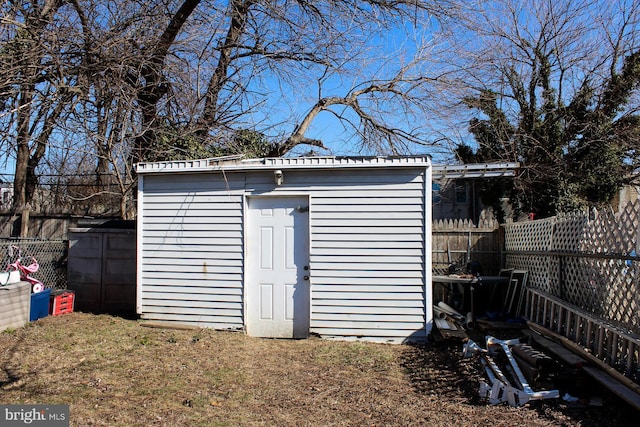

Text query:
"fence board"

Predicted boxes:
[[431, 219, 500, 275], [506, 201, 640, 384]]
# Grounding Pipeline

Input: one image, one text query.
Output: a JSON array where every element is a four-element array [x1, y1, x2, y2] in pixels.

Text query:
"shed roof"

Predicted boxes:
[[135, 155, 431, 174], [135, 155, 518, 178]]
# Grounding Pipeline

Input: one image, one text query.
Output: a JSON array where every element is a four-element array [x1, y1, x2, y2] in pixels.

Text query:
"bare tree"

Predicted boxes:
[[132, 0, 459, 160], [2, 0, 461, 217], [0, 0, 89, 210], [441, 0, 640, 217]]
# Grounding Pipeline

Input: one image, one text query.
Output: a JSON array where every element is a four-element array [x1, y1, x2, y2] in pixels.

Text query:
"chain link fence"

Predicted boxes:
[[0, 238, 68, 289]]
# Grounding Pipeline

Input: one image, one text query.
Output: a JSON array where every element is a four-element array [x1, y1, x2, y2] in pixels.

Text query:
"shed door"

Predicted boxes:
[[246, 196, 310, 338]]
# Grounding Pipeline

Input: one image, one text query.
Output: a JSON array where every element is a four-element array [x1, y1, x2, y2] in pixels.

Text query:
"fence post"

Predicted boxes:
[[20, 208, 30, 238], [498, 224, 505, 269], [558, 254, 563, 300]]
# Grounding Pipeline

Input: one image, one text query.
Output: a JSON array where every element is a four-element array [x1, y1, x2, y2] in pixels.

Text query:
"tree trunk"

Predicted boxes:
[[132, 0, 201, 164], [13, 84, 34, 211]]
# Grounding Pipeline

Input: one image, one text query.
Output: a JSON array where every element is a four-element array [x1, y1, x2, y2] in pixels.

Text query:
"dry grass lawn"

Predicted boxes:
[[0, 313, 636, 426]]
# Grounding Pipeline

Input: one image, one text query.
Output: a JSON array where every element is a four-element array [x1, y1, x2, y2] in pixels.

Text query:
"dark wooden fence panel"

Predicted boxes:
[[432, 219, 501, 275]]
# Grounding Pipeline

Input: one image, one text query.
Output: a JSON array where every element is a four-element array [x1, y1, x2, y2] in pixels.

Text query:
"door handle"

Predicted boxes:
[[304, 275, 309, 281]]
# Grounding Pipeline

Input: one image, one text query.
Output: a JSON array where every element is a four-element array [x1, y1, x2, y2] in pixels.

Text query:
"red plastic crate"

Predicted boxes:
[[50, 290, 75, 316]]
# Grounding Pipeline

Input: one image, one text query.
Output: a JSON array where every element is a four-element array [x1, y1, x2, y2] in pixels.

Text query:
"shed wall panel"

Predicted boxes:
[[246, 169, 427, 342], [138, 173, 245, 330], [138, 165, 429, 342], [311, 182, 426, 340]]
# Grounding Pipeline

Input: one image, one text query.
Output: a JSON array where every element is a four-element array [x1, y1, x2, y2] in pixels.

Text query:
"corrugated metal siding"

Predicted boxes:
[[246, 169, 427, 342], [139, 173, 245, 329]]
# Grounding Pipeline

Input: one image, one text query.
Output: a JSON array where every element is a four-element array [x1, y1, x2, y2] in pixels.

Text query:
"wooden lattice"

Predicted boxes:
[[504, 216, 555, 252], [505, 200, 640, 335]]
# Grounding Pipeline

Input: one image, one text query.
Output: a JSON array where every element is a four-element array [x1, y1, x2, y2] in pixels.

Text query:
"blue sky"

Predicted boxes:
[[0, 1, 471, 184]]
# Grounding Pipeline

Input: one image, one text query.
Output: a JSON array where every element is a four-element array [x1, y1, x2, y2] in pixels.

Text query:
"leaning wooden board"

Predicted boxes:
[[527, 321, 640, 410]]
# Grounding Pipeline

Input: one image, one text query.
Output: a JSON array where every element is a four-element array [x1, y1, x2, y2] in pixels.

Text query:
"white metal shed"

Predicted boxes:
[[135, 155, 433, 343]]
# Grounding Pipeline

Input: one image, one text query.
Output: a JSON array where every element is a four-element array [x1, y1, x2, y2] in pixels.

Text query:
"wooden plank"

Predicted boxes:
[[521, 329, 587, 367], [432, 323, 468, 341], [527, 322, 640, 396], [476, 319, 528, 331], [142, 306, 240, 319], [140, 321, 202, 331], [146, 207, 244, 217], [627, 342, 635, 377], [245, 168, 424, 185], [311, 218, 423, 227], [597, 326, 605, 359], [582, 365, 640, 411], [312, 211, 424, 220], [142, 247, 243, 257], [143, 257, 243, 266]]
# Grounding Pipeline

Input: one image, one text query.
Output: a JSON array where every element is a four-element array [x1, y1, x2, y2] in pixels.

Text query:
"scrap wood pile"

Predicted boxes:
[[432, 301, 472, 341], [443, 322, 640, 411]]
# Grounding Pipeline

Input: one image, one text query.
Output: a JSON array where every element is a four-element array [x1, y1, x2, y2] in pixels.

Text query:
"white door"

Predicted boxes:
[[246, 196, 310, 338]]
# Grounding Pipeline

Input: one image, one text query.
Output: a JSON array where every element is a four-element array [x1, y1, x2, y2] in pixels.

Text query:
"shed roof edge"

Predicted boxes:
[[135, 155, 433, 174]]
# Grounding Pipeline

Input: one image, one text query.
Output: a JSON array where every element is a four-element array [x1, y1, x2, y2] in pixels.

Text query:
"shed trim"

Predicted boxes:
[[135, 155, 518, 180], [135, 156, 431, 174], [136, 175, 144, 314]]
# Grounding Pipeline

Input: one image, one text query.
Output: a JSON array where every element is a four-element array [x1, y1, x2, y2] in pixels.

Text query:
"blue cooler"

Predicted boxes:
[[30, 288, 52, 321]]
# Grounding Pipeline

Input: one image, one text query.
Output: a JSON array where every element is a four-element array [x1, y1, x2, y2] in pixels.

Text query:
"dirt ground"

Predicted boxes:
[[0, 313, 637, 426]]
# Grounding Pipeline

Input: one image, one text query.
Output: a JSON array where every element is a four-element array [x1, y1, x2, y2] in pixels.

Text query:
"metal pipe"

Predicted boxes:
[[485, 335, 559, 403]]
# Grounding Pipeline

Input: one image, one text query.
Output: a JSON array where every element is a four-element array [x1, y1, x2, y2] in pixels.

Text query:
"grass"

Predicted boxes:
[[0, 313, 636, 426]]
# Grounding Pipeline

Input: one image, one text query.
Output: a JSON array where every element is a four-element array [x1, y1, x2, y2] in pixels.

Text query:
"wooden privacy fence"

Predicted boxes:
[[504, 201, 640, 384], [0, 212, 77, 239], [432, 218, 501, 275]]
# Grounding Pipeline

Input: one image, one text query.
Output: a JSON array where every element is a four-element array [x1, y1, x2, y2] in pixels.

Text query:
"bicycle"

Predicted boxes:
[[4, 245, 45, 293]]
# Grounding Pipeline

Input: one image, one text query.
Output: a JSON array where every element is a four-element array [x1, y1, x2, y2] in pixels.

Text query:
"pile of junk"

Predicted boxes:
[[462, 335, 560, 407], [431, 260, 640, 410]]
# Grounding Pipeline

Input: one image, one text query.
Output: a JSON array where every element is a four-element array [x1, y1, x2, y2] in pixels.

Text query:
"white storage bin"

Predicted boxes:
[[0, 281, 31, 332]]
